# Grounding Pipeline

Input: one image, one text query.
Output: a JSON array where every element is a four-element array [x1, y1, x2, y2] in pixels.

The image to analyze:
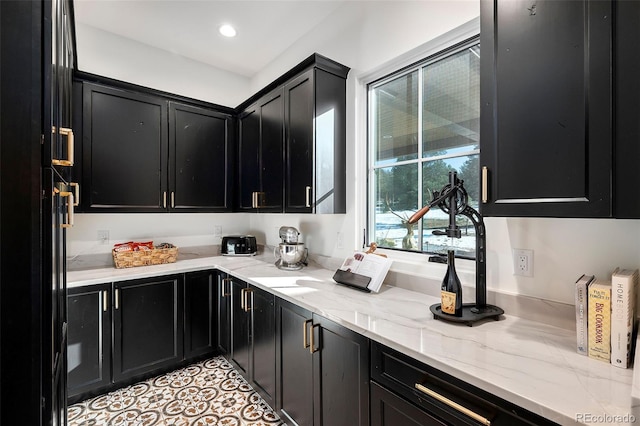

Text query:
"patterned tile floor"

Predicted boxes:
[[67, 356, 284, 426]]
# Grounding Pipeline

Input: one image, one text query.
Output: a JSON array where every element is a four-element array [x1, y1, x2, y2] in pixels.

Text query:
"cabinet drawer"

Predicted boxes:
[[371, 342, 557, 426]]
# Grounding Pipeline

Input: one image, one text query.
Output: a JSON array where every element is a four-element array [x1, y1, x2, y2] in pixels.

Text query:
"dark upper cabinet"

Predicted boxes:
[[237, 89, 285, 212], [169, 102, 233, 211], [480, 0, 612, 217], [112, 275, 184, 382], [614, 1, 640, 218], [184, 270, 218, 361], [79, 81, 234, 212], [67, 284, 111, 402], [284, 68, 347, 214], [237, 54, 349, 214], [276, 298, 369, 426], [82, 83, 169, 212]]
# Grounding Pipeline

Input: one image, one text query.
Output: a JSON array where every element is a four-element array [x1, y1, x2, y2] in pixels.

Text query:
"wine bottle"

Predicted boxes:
[[441, 250, 463, 316]]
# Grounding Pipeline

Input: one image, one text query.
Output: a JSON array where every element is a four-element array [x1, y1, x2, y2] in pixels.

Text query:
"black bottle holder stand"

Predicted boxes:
[[426, 172, 504, 326], [430, 303, 504, 327]]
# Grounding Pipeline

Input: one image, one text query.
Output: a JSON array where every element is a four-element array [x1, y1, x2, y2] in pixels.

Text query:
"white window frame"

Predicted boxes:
[[354, 18, 480, 269]]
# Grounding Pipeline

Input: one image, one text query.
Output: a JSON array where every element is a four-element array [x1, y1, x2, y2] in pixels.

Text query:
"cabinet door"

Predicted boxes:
[[276, 299, 314, 426], [82, 83, 168, 212], [614, 1, 640, 218], [480, 0, 612, 217], [230, 278, 250, 376], [237, 105, 260, 211], [312, 314, 370, 426], [184, 270, 217, 360], [284, 70, 314, 213], [67, 284, 111, 401], [217, 272, 232, 355], [284, 68, 347, 214], [259, 90, 285, 212], [169, 102, 233, 211], [250, 285, 276, 407], [113, 275, 183, 382], [371, 382, 445, 426]]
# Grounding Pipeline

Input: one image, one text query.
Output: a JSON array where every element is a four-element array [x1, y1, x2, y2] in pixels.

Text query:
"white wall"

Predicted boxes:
[[70, 1, 640, 306], [75, 23, 252, 106], [67, 213, 251, 258]]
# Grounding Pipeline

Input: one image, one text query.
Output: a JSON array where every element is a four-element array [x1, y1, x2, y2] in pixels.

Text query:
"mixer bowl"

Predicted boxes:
[[278, 243, 306, 264]]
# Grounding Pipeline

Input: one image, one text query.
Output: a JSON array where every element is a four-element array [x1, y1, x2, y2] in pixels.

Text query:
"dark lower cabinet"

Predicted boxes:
[[371, 382, 444, 426], [68, 271, 221, 401], [230, 278, 251, 375], [371, 342, 557, 426], [250, 285, 276, 406], [226, 276, 277, 406], [217, 271, 232, 355], [277, 299, 314, 425], [67, 284, 111, 402], [184, 270, 217, 360], [112, 275, 184, 382], [276, 298, 369, 426]]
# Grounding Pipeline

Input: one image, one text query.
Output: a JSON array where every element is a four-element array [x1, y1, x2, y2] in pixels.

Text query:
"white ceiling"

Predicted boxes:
[[73, 0, 348, 77]]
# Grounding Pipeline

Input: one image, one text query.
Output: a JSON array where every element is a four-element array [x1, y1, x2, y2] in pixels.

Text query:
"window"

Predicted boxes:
[[367, 38, 480, 258]]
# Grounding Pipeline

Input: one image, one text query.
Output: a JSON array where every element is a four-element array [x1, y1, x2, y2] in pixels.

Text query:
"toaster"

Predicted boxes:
[[221, 235, 257, 256]]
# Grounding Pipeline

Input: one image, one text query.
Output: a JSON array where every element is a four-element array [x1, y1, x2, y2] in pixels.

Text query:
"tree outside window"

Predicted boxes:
[[368, 41, 480, 258]]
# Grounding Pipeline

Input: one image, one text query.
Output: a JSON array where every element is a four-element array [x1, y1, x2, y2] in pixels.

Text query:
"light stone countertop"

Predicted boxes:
[[68, 250, 640, 426]]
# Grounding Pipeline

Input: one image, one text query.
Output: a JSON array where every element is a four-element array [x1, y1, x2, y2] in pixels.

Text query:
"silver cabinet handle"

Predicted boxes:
[[115, 288, 120, 310], [415, 383, 491, 426], [171, 191, 175, 208], [163, 192, 167, 208], [481, 166, 488, 203], [103, 290, 108, 312], [305, 186, 312, 208]]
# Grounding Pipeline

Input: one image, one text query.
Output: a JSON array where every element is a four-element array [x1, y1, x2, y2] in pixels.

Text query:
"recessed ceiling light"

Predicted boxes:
[[219, 24, 236, 38]]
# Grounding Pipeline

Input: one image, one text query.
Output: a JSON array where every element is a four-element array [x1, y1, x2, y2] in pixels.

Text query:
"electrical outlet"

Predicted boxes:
[[336, 232, 344, 249], [97, 230, 110, 245], [213, 226, 222, 238], [513, 249, 533, 277]]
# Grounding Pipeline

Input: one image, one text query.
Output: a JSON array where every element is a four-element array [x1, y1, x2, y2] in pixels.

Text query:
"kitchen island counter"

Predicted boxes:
[[68, 250, 639, 426]]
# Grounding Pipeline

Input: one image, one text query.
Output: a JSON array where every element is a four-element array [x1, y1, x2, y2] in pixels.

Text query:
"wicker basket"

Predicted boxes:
[[112, 246, 179, 269]]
